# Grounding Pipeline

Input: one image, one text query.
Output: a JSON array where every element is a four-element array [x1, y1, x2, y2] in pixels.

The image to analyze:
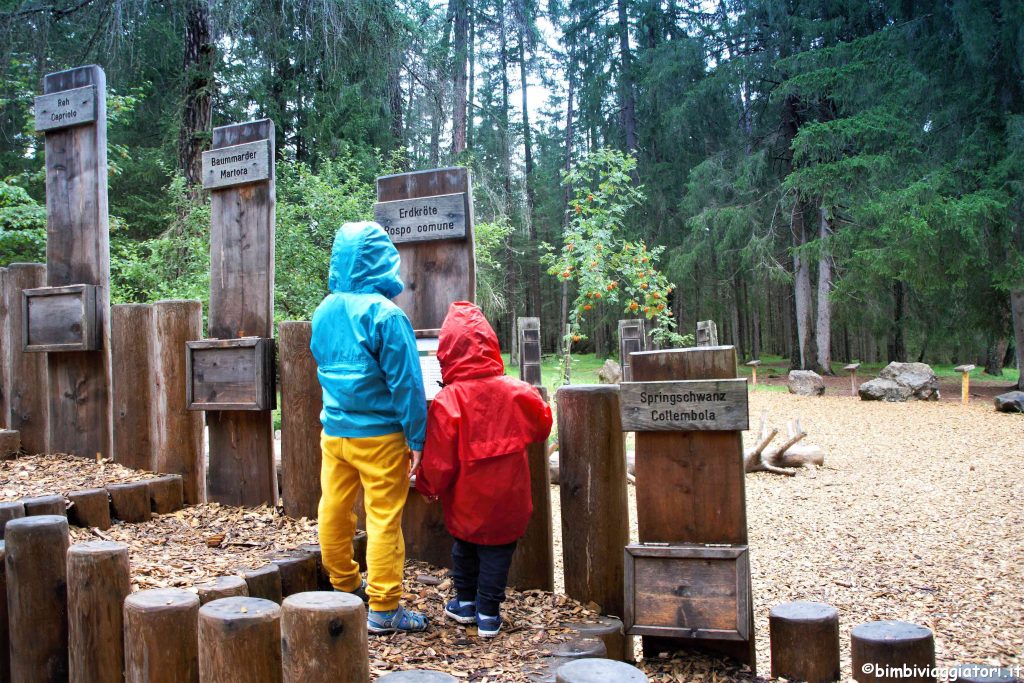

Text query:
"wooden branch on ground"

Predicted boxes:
[[744, 415, 824, 475]]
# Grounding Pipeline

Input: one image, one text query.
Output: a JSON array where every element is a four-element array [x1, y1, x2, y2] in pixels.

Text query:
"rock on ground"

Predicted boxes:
[[859, 362, 939, 401], [788, 370, 826, 396], [597, 359, 622, 384], [994, 391, 1024, 413]]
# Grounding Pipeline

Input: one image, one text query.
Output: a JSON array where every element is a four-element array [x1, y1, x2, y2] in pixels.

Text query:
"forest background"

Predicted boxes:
[[1, 0, 1022, 386]]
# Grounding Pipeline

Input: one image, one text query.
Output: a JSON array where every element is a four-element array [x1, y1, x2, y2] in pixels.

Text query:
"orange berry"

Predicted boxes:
[[642, 257, 649, 263], [583, 304, 592, 311], [643, 306, 650, 313], [641, 283, 648, 290], [575, 205, 582, 214], [657, 303, 665, 311], [653, 292, 661, 299], [572, 335, 581, 342], [587, 194, 594, 202], [595, 292, 602, 299]]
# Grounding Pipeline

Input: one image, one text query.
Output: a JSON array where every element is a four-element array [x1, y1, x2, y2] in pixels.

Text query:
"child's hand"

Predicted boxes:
[[408, 449, 423, 479]]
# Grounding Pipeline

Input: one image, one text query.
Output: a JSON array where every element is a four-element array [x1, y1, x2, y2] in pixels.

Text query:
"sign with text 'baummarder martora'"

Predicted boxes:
[[373, 192, 467, 243], [201, 139, 272, 190], [620, 378, 749, 431]]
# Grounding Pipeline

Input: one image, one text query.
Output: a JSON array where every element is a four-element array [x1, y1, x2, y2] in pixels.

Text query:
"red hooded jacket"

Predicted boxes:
[[416, 302, 553, 545]]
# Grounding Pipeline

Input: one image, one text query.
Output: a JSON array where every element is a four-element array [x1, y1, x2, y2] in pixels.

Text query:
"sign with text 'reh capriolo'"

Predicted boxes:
[[34, 85, 97, 132], [373, 192, 467, 244], [619, 378, 749, 431], [201, 139, 272, 190]]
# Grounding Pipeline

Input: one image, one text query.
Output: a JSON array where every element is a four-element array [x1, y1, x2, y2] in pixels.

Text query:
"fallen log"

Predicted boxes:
[[744, 412, 826, 475]]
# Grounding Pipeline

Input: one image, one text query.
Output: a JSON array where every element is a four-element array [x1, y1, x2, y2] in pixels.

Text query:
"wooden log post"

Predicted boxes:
[[0, 501, 25, 537], [107, 481, 151, 523], [67, 488, 111, 529], [268, 551, 318, 597], [196, 575, 249, 604], [0, 541, 8, 682], [555, 384, 629, 617], [518, 317, 542, 386], [68, 541, 130, 683], [769, 601, 841, 683], [556, 659, 649, 683], [123, 588, 200, 683], [629, 346, 755, 671], [199, 596, 283, 683], [39, 65, 112, 459], [954, 364, 976, 405], [112, 304, 154, 469], [353, 529, 368, 572], [0, 268, 10, 430], [204, 120, 277, 506], [402, 488, 453, 569], [851, 621, 936, 683], [5, 515, 70, 682], [147, 475, 184, 514], [377, 673, 458, 682], [537, 636, 609, 681], [7, 263, 49, 452], [618, 319, 647, 383], [746, 359, 761, 388], [0, 429, 19, 458], [281, 592, 369, 683], [241, 563, 284, 603], [570, 616, 628, 662], [151, 299, 205, 503], [296, 543, 333, 591], [279, 321, 322, 519], [21, 493, 66, 516], [845, 363, 861, 397], [508, 388, 553, 591]]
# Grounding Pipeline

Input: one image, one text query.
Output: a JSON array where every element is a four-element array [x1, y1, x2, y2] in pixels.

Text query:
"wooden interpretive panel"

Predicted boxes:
[[201, 140, 272, 190], [376, 167, 475, 330], [186, 338, 275, 411], [618, 319, 646, 383], [23, 285, 101, 352], [39, 65, 112, 459], [518, 317, 542, 387], [206, 119, 276, 506], [6, 264, 49, 452], [624, 544, 750, 641], [619, 379, 749, 432], [34, 85, 97, 132], [629, 345, 755, 671], [374, 192, 468, 243]]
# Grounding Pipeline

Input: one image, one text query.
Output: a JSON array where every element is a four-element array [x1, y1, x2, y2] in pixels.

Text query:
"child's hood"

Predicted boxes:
[[327, 221, 404, 299], [437, 301, 505, 383]]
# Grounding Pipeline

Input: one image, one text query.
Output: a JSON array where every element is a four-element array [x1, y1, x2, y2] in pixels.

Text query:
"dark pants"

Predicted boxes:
[[450, 537, 517, 616]]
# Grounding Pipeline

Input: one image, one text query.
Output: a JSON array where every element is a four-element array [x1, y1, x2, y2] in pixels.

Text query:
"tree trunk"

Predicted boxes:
[[466, 2, 476, 150], [179, 0, 214, 190], [499, 0, 512, 202], [450, 0, 468, 156], [815, 205, 834, 374], [1011, 290, 1024, 390], [520, 25, 541, 319], [984, 337, 1008, 376], [751, 278, 762, 359], [616, 0, 638, 151], [792, 199, 814, 370], [888, 280, 907, 362]]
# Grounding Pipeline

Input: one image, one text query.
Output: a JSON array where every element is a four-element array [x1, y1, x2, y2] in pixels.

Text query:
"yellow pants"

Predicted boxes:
[[318, 430, 409, 611]]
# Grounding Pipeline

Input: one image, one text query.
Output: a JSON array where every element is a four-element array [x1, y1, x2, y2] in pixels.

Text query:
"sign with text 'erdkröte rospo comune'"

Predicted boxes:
[[34, 85, 97, 132], [373, 192, 468, 243], [201, 139, 272, 190], [620, 378, 749, 431]]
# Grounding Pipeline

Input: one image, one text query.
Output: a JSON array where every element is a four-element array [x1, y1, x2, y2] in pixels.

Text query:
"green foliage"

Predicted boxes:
[[474, 217, 514, 316], [0, 179, 46, 264]]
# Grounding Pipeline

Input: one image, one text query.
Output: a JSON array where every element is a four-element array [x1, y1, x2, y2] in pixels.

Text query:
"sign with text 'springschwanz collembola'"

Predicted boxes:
[[619, 378, 749, 431]]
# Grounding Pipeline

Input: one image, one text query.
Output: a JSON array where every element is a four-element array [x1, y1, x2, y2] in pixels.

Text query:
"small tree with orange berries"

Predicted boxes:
[[543, 148, 687, 382]]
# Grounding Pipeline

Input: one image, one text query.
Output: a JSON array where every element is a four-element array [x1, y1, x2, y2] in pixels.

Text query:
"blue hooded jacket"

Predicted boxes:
[[310, 222, 427, 450]]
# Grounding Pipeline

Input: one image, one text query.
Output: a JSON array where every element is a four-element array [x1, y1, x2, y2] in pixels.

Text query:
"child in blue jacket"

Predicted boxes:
[[310, 221, 429, 633]]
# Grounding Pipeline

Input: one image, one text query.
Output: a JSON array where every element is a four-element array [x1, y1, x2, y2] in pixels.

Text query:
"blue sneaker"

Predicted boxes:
[[367, 605, 429, 634], [476, 612, 502, 637], [444, 598, 477, 625]]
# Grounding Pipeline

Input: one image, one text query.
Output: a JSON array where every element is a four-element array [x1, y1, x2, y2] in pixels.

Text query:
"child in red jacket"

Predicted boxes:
[[417, 301, 553, 637]]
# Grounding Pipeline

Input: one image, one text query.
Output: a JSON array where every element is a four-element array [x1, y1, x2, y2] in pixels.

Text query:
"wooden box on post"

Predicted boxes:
[[22, 284, 101, 352], [186, 337, 275, 411], [518, 317, 542, 387], [624, 543, 750, 642]]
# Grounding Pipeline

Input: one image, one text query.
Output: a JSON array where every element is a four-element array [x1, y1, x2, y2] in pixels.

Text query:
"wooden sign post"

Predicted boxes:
[[374, 167, 476, 568], [518, 317, 542, 387], [624, 346, 756, 673], [199, 119, 277, 506], [618, 319, 647, 383], [35, 65, 112, 458]]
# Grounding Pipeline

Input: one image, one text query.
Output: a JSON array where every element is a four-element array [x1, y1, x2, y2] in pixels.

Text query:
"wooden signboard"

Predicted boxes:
[[373, 193, 467, 243], [624, 544, 751, 642], [376, 168, 475, 331], [618, 319, 646, 383], [696, 320, 719, 346], [23, 285, 101, 352], [39, 65, 112, 459], [518, 317, 542, 387], [201, 140, 272, 190], [629, 346, 756, 672], [619, 379, 749, 432], [205, 119, 276, 506], [186, 338, 275, 411], [34, 85, 97, 132]]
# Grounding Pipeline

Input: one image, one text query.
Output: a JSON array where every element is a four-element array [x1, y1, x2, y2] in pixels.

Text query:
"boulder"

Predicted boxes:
[[597, 359, 622, 384], [787, 370, 825, 396], [994, 391, 1024, 413], [858, 378, 913, 402], [549, 452, 560, 485], [878, 362, 939, 400]]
